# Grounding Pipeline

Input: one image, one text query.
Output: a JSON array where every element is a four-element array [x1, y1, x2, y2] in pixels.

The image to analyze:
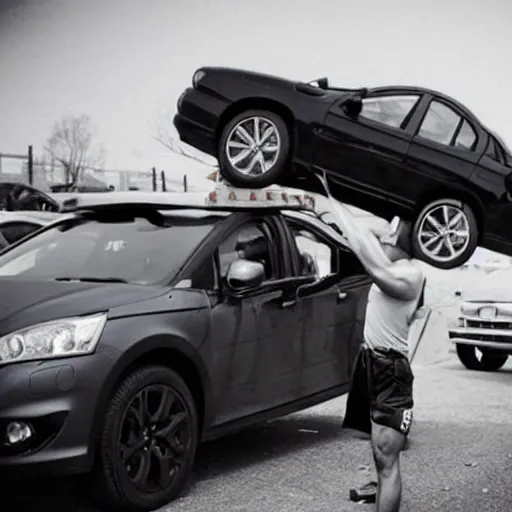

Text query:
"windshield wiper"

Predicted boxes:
[[55, 276, 128, 283]]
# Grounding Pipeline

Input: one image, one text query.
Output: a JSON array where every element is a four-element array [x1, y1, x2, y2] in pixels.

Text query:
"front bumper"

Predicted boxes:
[[449, 324, 512, 351], [0, 353, 112, 475], [173, 86, 230, 157]]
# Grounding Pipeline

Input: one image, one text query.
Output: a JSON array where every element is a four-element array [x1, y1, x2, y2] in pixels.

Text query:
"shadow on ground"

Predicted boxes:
[[3, 414, 350, 512]]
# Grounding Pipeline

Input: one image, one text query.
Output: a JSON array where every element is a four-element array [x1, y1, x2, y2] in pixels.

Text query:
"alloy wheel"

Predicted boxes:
[[417, 204, 470, 263], [225, 116, 281, 176], [118, 384, 192, 492]]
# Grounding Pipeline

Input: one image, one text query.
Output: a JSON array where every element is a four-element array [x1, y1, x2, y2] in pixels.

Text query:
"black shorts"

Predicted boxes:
[[342, 345, 414, 436]]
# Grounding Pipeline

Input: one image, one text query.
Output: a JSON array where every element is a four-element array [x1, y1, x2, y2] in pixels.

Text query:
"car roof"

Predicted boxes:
[[58, 186, 316, 213], [0, 211, 64, 225]]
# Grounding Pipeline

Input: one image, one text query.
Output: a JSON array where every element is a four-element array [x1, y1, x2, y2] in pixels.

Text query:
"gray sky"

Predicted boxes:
[[1, 0, 512, 185]]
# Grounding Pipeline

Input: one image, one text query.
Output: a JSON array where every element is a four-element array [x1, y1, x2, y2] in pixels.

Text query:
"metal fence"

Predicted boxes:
[[0, 148, 192, 192], [0, 146, 34, 185]]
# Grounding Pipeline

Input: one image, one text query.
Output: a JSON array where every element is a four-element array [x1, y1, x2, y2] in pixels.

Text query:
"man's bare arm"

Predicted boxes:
[[320, 187, 422, 300]]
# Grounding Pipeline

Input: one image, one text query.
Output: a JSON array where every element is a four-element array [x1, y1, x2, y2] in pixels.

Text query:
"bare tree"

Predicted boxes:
[[45, 114, 106, 185]]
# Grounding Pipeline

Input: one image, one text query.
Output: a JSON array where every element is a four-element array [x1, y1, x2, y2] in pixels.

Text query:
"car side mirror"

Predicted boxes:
[[226, 259, 265, 291], [343, 95, 363, 118]]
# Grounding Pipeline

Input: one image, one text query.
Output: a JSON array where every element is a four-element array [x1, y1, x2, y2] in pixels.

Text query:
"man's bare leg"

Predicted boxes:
[[371, 420, 406, 512]]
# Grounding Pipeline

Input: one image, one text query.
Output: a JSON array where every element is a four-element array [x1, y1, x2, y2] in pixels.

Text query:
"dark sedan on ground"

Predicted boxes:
[[0, 182, 60, 212], [174, 67, 512, 269], [0, 191, 370, 511]]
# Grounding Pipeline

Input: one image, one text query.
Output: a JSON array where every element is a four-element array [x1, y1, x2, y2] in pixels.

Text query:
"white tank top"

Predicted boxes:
[[363, 279, 424, 357]]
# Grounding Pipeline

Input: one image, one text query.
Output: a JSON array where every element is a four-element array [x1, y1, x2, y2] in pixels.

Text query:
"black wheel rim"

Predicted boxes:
[[118, 384, 192, 492]]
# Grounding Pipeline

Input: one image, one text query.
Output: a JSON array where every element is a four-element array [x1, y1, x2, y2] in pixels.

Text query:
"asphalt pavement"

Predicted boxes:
[[5, 353, 512, 512]]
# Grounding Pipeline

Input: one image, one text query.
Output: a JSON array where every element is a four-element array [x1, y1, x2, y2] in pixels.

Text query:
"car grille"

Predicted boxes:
[[451, 318, 512, 345], [466, 320, 512, 329]]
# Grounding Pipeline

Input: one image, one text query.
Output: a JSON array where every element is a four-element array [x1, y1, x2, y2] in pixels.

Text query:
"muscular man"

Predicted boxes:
[[305, 179, 425, 512]]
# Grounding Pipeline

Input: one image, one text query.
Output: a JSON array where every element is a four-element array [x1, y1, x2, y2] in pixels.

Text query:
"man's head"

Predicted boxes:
[[376, 216, 412, 262]]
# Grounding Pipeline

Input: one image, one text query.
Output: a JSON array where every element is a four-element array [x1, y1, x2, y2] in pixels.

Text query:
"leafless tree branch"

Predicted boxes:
[[151, 110, 217, 168]]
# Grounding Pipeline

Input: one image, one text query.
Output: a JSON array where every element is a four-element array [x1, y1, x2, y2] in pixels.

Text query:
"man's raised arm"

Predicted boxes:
[[317, 178, 423, 301]]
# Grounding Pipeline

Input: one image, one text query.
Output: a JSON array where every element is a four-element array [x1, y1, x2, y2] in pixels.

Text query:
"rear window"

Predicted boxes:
[[0, 215, 217, 285]]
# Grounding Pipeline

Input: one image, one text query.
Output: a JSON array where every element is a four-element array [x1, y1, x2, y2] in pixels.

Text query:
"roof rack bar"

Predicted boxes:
[[59, 183, 316, 213]]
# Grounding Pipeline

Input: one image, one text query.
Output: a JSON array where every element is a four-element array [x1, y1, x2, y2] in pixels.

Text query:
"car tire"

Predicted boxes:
[[456, 344, 508, 371], [411, 198, 479, 269], [217, 109, 291, 188], [92, 365, 199, 512]]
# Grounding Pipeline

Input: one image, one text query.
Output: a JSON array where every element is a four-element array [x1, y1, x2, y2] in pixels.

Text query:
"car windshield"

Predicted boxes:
[[0, 214, 217, 285]]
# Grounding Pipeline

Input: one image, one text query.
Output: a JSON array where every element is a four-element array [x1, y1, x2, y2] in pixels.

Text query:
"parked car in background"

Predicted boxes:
[[449, 280, 512, 371], [50, 183, 114, 193], [174, 66, 512, 269], [0, 182, 60, 212], [0, 187, 370, 511], [0, 211, 63, 250]]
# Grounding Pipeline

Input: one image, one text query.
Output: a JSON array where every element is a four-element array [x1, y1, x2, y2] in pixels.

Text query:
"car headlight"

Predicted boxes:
[[192, 69, 205, 88], [0, 312, 107, 366]]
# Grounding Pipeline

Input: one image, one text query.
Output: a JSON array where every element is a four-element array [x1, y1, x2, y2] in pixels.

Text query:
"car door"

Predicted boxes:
[[282, 215, 372, 397], [200, 215, 304, 426], [474, 135, 512, 249], [404, 96, 483, 206], [313, 92, 421, 215]]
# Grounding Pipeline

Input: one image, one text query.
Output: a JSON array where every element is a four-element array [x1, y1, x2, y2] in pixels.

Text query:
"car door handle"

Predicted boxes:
[[281, 299, 298, 309], [337, 290, 348, 302]]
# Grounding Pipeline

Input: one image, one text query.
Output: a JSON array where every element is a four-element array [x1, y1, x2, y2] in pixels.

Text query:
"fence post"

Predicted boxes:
[[161, 170, 166, 192], [27, 145, 33, 185], [152, 167, 157, 191], [183, 174, 188, 192]]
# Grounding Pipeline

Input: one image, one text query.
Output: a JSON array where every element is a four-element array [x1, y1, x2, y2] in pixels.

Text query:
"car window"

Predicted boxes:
[[0, 216, 216, 285], [486, 135, 506, 164], [454, 119, 477, 150], [0, 229, 8, 250], [286, 223, 334, 279], [181, 254, 216, 290], [359, 95, 419, 129], [217, 222, 276, 281], [418, 100, 462, 146], [0, 221, 41, 244]]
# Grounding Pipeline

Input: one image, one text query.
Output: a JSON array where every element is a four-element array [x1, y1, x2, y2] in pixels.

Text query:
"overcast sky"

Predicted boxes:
[[1, 0, 511, 186]]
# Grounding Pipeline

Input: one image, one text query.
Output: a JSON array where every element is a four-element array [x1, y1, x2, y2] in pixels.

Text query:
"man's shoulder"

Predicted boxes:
[[387, 258, 425, 297], [393, 258, 424, 279]]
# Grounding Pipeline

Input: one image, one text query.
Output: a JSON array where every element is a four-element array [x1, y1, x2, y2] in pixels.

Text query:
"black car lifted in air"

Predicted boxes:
[[174, 67, 512, 269]]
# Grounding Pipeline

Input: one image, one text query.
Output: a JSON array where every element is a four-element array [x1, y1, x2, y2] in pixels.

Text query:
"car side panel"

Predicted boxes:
[[174, 67, 341, 162], [404, 138, 481, 207], [251, 288, 303, 410], [473, 154, 512, 255], [347, 276, 372, 364], [300, 274, 371, 395], [199, 294, 261, 426], [312, 96, 414, 218]]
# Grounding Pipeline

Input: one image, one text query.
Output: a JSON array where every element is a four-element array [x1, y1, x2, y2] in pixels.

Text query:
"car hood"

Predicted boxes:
[[458, 272, 512, 303], [0, 278, 171, 336]]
